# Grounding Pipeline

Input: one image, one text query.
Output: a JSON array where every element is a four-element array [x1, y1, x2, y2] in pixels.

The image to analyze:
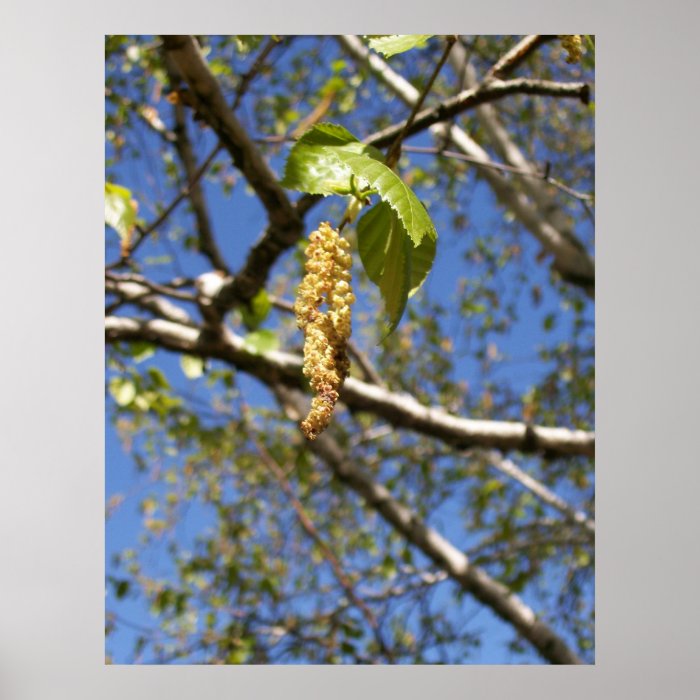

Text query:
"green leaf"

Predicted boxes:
[[234, 35, 265, 54], [366, 35, 433, 57], [109, 377, 136, 407], [482, 479, 504, 496], [240, 288, 271, 331], [226, 639, 253, 664], [128, 341, 155, 363], [332, 152, 436, 246], [147, 367, 170, 389], [243, 329, 279, 355], [357, 202, 436, 334], [281, 123, 437, 247], [105, 182, 137, 241], [114, 579, 130, 600], [180, 354, 205, 379], [280, 123, 384, 196]]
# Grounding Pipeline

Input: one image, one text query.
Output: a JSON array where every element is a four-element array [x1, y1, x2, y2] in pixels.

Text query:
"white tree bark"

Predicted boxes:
[[448, 38, 588, 254], [275, 385, 584, 665], [105, 312, 594, 458], [337, 35, 595, 293]]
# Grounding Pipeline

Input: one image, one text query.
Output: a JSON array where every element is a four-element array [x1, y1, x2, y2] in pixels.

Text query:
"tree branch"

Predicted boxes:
[[104, 311, 594, 458], [247, 427, 395, 663], [161, 35, 303, 305], [365, 78, 589, 152], [338, 35, 595, 295], [483, 35, 557, 81], [105, 279, 196, 327], [480, 450, 594, 536], [273, 385, 584, 664], [105, 272, 198, 302], [449, 38, 595, 280], [165, 56, 230, 273], [402, 145, 594, 204], [385, 35, 456, 169]]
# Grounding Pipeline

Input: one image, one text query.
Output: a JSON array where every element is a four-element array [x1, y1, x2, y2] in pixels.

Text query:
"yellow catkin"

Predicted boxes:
[[560, 35, 583, 64], [294, 222, 355, 440]]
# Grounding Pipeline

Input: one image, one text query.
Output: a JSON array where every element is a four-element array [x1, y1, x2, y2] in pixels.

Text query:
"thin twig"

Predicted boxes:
[[467, 536, 592, 566], [246, 426, 396, 663], [231, 37, 281, 112], [106, 145, 221, 270], [402, 145, 594, 204], [385, 35, 457, 169], [171, 104, 230, 272], [479, 450, 595, 536], [107, 38, 283, 270]]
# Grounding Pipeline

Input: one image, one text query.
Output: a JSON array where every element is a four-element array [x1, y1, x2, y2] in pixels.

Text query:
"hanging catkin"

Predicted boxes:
[[294, 222, 355, 440], [560, 35, 583, 64]]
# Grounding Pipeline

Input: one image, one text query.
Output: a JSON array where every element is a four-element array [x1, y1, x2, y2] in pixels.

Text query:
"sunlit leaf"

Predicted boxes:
[[366, 35, 433, 57], [147, 367, 170, 389], [240, 288, 272, 331], [332, 151, 436, 246], [109, 377, 136, 407], [180, 354, 205, 379], [281, 123, 384, 196], [105, 182, 137, 241], [243, 329, 279, 355]]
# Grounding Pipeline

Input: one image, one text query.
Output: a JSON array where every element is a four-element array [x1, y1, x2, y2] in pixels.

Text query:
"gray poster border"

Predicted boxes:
[[1, 1, 699, 698]]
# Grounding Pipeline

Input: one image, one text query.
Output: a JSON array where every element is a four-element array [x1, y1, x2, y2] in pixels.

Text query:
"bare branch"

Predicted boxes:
[[104, 313, 594, 458], [449, 39, 595, 279], [231, 37, 281, 112], [105, 272, 197, 302], [105, 280, 195, 327], [360, 569, 448, 602], [338, 35, 594, 295], [165, 56, 230, 273], [161, 35, 303, 305], [274, 385, 583, 665], [402, 145, 594, 203], [247, 427, 395, 663], [480, 450, 594, 536], [385, 35, 456, 169], [366, 76, 589, 150], [484, 35, 557, 81]]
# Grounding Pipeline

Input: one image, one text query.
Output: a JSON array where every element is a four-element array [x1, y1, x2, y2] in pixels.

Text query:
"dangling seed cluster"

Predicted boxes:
[[560, 35, 583, 64], [294, 222, 355, 440]]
